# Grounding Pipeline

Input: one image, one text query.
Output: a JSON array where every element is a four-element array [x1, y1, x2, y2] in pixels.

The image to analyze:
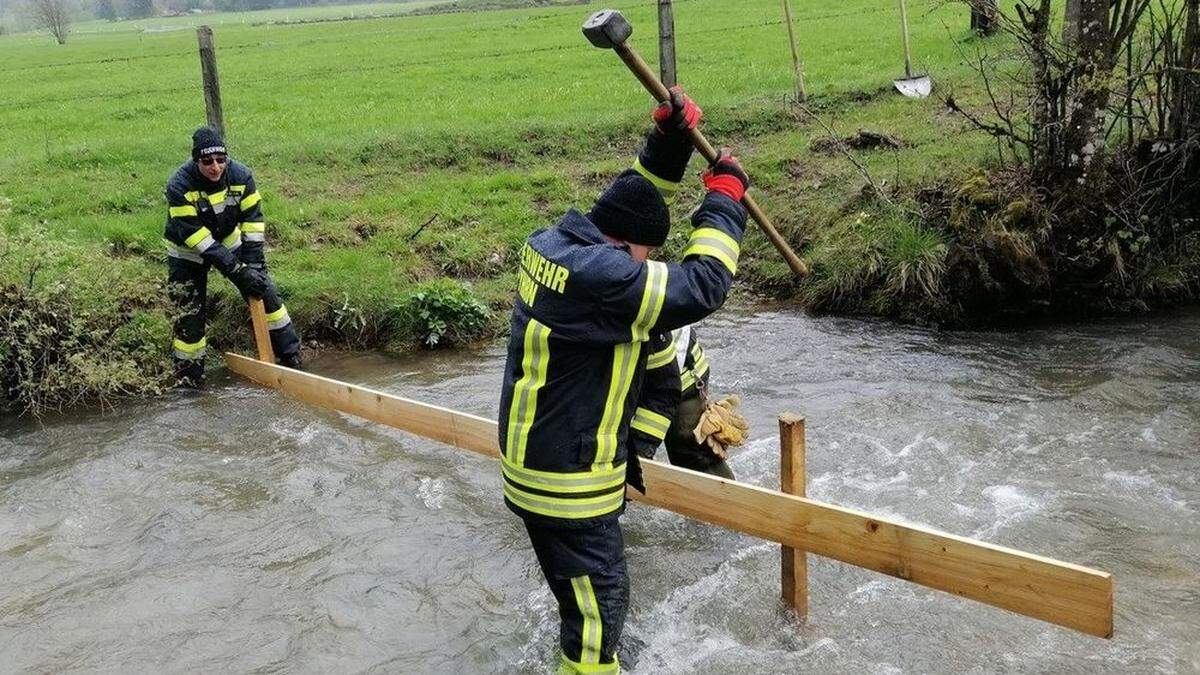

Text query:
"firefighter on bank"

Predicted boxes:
[[497, 88, 749, 673], [163, 126, 302, 386]]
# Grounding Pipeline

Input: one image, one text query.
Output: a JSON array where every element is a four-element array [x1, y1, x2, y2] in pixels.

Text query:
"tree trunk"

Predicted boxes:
[[1172, 0, 1200, 138], [1062, 0, 1114, 189], [1063, 0, 1084, 44]]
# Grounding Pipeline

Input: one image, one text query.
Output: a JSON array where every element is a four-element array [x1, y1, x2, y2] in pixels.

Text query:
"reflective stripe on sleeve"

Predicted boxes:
[[683, 226, 740, 275], [264, 305, 291, 330], [165, 240, 204, 263], [169, 205, 198, 218], [504, 319, 551, 465], [631, 407, 671, 440], [240, 191, 261, 210], [646, 338, 676, 369], [631, 261, 667, 342], [184, 227, 215, 253], [222, 227, 242, 250], [172, 337, 207, 360], [632, 157, 680, 204]]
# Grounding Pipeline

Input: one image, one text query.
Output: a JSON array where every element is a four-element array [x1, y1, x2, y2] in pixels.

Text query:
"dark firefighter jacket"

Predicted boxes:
[[627, 325, 710, 459], [498, 191, 747, 528], [163, 160, 267, 273]]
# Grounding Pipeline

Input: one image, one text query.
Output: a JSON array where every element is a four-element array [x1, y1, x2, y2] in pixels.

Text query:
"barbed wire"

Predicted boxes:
[[1, 2, 890, 109]]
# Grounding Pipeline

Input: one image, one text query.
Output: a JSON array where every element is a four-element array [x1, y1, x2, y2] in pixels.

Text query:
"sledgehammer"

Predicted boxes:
[[583, 9, 809, 278]]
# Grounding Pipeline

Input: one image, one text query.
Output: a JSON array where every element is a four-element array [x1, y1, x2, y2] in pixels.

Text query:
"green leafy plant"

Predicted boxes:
[[393, 280, 490, 348]]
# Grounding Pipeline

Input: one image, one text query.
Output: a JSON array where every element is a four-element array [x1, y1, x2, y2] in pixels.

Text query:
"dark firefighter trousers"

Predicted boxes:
[[168, 251, 300, 376], [525, 517, 628, 674]]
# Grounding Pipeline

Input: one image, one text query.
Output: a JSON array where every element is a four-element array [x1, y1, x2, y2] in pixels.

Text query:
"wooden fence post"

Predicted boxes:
[[779, 413, 808, 618], [249, 299, 275, 363], [781, 0, 807, 103], [196, 25, 225, 136], [658, 0, 677, 87]]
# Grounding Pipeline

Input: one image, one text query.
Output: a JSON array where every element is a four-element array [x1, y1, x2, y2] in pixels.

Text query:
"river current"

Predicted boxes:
[[2, 306, 1197, 673]]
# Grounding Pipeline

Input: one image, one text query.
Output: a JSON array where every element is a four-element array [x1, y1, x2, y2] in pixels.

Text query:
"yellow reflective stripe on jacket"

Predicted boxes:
[[205, 189, 227, 204], [229, 184, 246, 195], [632, 157, 680, 203], [501, 458, 626, 495], [684, 227, 740, 275], [503, 482, 625, 520], [631, 261, 667, 342], [571, 576, 603, 667], [241, 222, 266, 233], [169, 205, 198, 218], [646, 338, 676, 369], [240, 191, 261, 210], [183, 191, 200, 203], [222, 227, 242, 249], [594, 341, 642, 469], [184, 227, 215, 251], [505, 319, 551, 465], [558, 653, 620, 674], [631, 407, 671, 440]]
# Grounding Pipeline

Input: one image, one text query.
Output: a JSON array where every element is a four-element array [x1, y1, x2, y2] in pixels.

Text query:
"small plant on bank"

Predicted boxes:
[[392, 280, 490, 349]]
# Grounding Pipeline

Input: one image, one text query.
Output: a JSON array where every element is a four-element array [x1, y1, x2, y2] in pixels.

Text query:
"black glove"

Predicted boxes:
[[229, 262, 268, 298]]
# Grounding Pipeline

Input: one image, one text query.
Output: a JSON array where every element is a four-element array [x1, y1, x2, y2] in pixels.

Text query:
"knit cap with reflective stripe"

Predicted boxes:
[[191, 126, 227, 161], [588, 170, 671, 248]]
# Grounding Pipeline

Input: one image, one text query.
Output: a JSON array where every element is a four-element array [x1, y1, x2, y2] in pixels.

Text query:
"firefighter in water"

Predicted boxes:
[[163, 126, 302, 386], [497, 88, 749, 673], [629, 324, 748, 481]]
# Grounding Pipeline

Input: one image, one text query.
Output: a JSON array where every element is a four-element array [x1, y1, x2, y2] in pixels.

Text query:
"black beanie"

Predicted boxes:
[[588, 170, 671, 247], [191, 126, 227, 161]]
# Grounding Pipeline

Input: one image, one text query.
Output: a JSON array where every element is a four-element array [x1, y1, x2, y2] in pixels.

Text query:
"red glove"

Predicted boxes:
[[702, 151, 750, 202], [653, 85, 702, 134]]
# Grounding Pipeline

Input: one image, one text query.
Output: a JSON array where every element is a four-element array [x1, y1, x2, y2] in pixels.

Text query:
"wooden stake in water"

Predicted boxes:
[[779, 413, 809, 617], [196, 26, 225, 136], [249, 299, 275, 363]]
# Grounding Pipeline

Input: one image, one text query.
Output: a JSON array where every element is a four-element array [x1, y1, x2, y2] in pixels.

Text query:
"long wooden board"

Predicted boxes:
[[225, 353, 1114, 638]]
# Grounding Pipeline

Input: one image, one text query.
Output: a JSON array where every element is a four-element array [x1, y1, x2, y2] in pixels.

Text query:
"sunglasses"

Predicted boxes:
[[199, 154, 228, 167]]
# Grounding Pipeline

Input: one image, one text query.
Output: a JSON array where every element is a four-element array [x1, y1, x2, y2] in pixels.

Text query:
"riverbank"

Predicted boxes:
[[4, 0, 1198, 413]]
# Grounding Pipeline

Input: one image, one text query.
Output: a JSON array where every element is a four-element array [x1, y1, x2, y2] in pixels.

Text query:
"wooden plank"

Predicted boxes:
[[779, 413, 808, 618], [224, 353, 1114, 638], [248, 299, 276, 363]]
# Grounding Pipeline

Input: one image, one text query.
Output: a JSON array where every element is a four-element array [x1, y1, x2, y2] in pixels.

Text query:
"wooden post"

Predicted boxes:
[[196, 25, 225, 136], [249, 298, 275, 363], [657, 0, 677, 87], [779, 413, 808, 617], [781, 0, 807, 103]]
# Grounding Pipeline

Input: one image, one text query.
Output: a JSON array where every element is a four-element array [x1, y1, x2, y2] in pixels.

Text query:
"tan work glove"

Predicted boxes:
[[692, 395, 750, 459]]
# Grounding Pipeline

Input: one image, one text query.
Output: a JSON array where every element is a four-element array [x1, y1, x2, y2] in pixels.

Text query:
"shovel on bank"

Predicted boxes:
[[893, 0, 932, 98]]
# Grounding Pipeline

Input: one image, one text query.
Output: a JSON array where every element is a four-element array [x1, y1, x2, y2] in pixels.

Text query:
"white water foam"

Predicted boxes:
[[973, 485, 1043, 539]]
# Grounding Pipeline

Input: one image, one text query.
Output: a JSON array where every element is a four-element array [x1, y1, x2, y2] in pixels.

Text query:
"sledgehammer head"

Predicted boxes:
[[583, 9, 632, 49]]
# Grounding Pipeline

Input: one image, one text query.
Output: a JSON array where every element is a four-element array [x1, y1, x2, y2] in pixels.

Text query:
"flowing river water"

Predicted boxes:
[[1, 306, 1198, 673]]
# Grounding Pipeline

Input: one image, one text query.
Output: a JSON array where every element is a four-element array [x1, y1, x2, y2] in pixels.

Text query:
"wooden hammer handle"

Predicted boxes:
[[613, 43, 809, 278]]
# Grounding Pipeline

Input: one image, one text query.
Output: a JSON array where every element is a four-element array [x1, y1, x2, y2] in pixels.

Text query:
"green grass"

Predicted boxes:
[[1, 0, 1007, 407]]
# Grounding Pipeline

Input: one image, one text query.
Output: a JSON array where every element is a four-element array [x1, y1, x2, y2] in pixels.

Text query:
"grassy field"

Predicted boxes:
[[1, 0, 1002, 408]]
